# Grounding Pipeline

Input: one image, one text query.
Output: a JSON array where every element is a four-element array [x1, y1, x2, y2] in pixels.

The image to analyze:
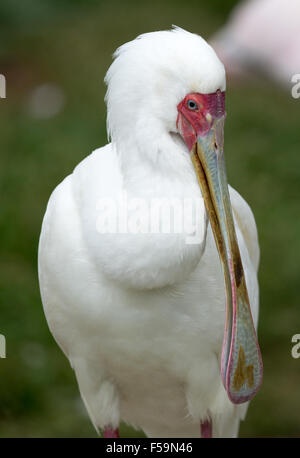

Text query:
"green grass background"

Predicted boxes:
[[0, 0, 299, 437]]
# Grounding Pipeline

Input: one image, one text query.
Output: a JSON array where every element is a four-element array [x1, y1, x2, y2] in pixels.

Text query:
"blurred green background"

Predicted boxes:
[[0, 0, 299, 437]]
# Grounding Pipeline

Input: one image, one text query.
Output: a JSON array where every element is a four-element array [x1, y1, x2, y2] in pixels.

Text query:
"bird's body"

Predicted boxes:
[[38, 28, 261, 438]]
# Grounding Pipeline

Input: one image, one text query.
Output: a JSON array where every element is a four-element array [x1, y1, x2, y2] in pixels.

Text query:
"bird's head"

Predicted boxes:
[[105, 27, 225, 177], [105, 27, 262, 406]]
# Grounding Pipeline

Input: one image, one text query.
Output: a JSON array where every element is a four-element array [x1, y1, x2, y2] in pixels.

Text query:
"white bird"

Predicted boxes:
[[211, 0, 300, 87], [38, 27, 263, 438]]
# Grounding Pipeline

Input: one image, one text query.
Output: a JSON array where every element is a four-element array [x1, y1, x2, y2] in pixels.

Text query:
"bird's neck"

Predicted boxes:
[[114, 128, 198, 198], [95, 129, 207, 290]]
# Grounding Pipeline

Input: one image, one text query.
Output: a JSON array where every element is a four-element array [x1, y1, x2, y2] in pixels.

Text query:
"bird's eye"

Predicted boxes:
[[187, 99, 198, 110]]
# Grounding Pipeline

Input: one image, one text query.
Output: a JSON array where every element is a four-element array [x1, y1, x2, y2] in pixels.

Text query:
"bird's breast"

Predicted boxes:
[[73, 146, 208, 289], [82, 192, 208, 289]]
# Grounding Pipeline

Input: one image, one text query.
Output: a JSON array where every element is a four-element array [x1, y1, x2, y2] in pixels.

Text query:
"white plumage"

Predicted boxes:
[[38, 27, 260, 437]]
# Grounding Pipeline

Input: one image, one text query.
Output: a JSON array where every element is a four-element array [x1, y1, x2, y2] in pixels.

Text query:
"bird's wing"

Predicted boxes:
[[38, 145, 115, 360], [38, 173, 81, 361], [229, 185, 260, 273]]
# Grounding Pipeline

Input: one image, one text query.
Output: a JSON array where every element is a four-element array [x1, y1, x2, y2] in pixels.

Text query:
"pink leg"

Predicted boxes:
[[201, 418, 212, 438], [103, 426, 120, 438]]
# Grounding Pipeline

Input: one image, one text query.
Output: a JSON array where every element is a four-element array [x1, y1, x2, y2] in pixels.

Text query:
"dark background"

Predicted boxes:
[[0, 0, 299, 437]]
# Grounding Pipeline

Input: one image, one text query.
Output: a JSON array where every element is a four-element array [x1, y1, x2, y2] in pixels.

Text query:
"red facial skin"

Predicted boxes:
[[176, 90, 226, 151]]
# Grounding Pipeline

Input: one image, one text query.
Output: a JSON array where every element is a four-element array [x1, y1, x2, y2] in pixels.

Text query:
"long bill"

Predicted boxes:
[[191, 116, 263, 404]]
